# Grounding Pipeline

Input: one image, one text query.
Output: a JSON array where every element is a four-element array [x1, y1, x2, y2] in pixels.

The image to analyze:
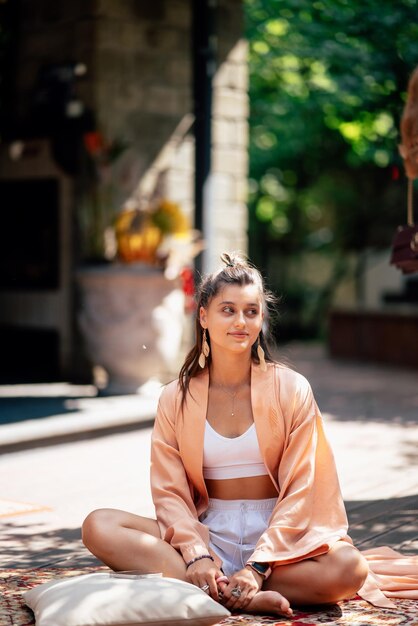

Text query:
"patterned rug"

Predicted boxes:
[[1, 567, 418, 626]]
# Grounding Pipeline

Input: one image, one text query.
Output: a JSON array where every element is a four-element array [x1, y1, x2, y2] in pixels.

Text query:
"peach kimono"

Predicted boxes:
[[150, 362, 418, 609]]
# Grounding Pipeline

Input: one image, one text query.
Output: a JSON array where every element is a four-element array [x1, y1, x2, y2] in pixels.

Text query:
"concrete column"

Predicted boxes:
[[204, 13, 249, 272]]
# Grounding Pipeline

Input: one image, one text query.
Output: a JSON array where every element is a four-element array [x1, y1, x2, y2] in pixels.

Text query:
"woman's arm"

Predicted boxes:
[[151, 383, 218, 565], [250, 373, 348, 565]]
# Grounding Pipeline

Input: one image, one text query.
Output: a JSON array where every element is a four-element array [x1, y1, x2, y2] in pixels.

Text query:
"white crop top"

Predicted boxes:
[[202, 421, 268, 480]]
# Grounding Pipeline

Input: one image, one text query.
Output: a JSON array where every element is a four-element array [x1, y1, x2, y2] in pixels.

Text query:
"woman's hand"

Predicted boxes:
[[220, 567, 263, 610], [185, 558, 223, 600]]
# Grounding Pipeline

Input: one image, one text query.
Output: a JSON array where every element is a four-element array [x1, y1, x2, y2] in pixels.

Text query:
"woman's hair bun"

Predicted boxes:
[[220, 251, 247, 268]]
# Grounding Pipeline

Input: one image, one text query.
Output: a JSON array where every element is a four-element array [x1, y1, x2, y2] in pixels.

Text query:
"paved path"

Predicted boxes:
[[1, 342, 417, 568], [282, 343, 418, 501]]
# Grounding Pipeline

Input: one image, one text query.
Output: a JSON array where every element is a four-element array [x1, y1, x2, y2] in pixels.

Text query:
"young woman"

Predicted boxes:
[[82, 252, 369, 616]]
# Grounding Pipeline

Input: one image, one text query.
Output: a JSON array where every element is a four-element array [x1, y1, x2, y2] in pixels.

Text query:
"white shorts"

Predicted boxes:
[[199, 498, 277, 578]]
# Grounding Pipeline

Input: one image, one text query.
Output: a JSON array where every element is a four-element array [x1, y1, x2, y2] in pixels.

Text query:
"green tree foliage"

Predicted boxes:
[[245, 0, 418, 265]]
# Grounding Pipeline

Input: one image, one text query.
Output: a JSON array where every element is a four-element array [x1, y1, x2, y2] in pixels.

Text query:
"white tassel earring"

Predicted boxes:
[[198, 329, 210, 368], [257, 338, 267, 372]]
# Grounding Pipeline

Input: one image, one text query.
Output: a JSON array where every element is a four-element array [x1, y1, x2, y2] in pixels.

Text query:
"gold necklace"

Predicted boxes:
[[213, 380, 249, 416], [219, 385, 238, 416]]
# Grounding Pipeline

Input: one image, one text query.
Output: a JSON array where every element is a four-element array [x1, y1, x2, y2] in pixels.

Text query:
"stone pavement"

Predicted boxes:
[[1, 342, 417, 569]]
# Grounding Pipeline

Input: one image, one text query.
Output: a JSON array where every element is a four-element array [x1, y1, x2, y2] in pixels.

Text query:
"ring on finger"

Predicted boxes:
[[200, 583, 210, 593], [231, 585, 242, 598]]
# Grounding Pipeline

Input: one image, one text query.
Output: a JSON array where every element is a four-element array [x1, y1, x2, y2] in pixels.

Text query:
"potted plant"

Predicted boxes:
[[76, 143, 202, 394]]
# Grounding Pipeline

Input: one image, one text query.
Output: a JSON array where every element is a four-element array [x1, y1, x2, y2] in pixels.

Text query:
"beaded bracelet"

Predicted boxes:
[[185, 554, 214, 569]]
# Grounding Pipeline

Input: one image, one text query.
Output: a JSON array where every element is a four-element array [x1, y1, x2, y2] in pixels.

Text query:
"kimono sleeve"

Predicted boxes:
[[150, 383, 213, 564], [250, 373, 349, 565]]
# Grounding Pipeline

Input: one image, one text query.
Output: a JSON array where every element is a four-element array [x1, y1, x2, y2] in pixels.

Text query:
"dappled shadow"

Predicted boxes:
[[293, 604, 343, 621], [346, 494, 418, 553], [4, 496, 417, 570], [2, 519, 100, 569], [281, 342, 418, 426], [319, 391, 418, 425]]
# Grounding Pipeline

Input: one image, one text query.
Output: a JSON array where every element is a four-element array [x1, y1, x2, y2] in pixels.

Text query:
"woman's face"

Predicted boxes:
[[199, 283, 264, 357]]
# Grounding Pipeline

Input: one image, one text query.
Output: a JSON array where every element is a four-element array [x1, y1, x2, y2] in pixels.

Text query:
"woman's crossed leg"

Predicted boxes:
[[82, 508, 368, 616]]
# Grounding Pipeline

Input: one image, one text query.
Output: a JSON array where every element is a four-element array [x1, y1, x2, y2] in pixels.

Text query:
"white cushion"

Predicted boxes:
[[23, 572, 231, 626]]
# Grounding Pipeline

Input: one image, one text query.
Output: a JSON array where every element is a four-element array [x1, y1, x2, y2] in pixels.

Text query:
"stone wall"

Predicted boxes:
[[90, 0, 249, 270], [91, 0, 194, 215], [12, 0, 249, 263], [13, 1, 96, 122], [207, 35, 249, 270], [0, 1, 94, 378], [1, 0, 249, 379]]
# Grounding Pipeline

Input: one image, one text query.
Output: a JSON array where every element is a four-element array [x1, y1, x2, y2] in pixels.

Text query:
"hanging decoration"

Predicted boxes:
[[391, 67, 418, 274]]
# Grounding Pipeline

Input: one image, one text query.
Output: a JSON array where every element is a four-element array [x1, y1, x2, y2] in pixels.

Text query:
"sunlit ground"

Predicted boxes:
[[0, 342, 417, 567]]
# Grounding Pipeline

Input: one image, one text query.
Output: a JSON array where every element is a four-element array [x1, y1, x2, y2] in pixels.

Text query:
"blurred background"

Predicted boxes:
[[0, 0, 417, 394], [1, 0, 418, 574]]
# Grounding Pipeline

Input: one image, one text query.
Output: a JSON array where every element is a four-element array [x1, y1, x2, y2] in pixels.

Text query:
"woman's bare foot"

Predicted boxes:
[[246, 590, 293, 616]]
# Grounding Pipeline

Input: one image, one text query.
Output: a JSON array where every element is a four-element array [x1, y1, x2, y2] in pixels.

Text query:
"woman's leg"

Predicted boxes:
[[82, 508, 187, 579], [241, 541, 368, 615], [265, 541, 369, 605]]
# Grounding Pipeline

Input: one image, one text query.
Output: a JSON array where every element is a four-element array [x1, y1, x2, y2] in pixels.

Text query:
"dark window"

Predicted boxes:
[[0, 178, 60, 289], [0, 326, 60, 383]]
